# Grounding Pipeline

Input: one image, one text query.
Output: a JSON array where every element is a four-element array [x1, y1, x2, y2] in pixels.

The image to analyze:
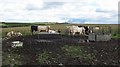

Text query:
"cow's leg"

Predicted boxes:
[[68, 32, 71, 35], [38, 30, 41, 32], [31, 29, 33, 35], [31, 30, 34, 35], [46, 30, 48, 32], [47, 28, 50, 32], [78, 32, 80, 35], [81, 30, 83, 35], [32, 31, 33, 35], [70, 32, 73, 35], [72, 32, 75, 37], [67, 30, 70, 35], [86, 31, 88, 35], [72, 32, 75, 36]]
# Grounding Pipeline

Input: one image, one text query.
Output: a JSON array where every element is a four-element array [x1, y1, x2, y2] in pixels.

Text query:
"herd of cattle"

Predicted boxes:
[[31, 25, 92, 35], [6, 25, 98, 38], [31, 25, 59, 34], [6, 31, 22, 38]]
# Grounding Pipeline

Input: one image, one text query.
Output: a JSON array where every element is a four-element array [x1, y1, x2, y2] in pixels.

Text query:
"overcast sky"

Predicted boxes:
[[0, 0, 119, 24]]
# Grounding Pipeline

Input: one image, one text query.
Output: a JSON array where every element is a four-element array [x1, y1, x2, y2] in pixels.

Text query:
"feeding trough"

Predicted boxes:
[[88, 26, 111, 41], [88, 33, 111, 41], [11, 41, 23, 48]]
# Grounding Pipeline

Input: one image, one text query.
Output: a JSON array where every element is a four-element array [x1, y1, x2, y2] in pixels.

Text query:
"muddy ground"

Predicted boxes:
[[2, 34, 119, 66]]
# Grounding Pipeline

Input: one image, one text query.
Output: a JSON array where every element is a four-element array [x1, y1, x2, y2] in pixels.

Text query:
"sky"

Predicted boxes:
[[0, 0, 119, 24]]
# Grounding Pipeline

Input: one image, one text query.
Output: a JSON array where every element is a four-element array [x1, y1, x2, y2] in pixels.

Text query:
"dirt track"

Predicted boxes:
[[2, 34, 119, 65]]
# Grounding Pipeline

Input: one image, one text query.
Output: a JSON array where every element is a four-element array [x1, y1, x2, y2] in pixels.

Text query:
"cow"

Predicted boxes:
[[7, 31, 16, 37], [48, 30, 57, 34], [78, 25, 91, 35], [15, 31, 22, 36], [31, 25, 50, 34], [31, 25, 38, 34], [95, 26, 100, 30], [66, 25, 85, 35], [6, 31, 22, 38], [57, 29, 61, 33], [83, 26, 90, 35], [38, 26, 50, 32]]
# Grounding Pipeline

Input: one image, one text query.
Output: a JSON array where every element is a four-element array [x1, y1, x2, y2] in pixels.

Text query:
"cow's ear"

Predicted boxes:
[[88, 26, 90, 28]]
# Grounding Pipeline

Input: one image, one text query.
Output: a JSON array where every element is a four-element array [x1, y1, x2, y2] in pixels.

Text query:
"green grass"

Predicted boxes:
[[0, 23, 8, 26], [37, 51, 50, 64], [1, 26, 31, 38], [2, 52, 23, 65], [112, 33, 120, 39], [1, 23, 119, 38], [61, 45, 96, 63]]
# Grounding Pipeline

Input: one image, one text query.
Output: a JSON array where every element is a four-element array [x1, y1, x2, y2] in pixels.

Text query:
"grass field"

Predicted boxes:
[[2, 23, 119, 65], [0, 23, 120, 38]]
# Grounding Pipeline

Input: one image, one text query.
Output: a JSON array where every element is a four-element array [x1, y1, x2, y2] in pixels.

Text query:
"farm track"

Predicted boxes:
[[2, 34, 119, 65]]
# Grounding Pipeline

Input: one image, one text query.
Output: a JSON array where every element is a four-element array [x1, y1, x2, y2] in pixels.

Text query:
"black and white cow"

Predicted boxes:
[[31, 25, 50, 34], [78, 25, 90, 35]]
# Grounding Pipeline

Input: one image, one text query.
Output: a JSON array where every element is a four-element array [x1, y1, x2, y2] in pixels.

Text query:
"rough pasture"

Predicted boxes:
[[2, 34, 119, 66], [1, 24, 120, 38], [1, 23, 120, 66]]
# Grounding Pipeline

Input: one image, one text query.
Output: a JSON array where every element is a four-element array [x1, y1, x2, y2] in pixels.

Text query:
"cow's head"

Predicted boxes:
[[47, 25, 50, 29], [11, 31, 15, 34]]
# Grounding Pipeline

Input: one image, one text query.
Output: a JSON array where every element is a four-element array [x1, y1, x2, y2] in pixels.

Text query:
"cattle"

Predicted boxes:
[[83, 26, 90, 35], [78, 25, 83, 27], [57, 29, 61, 33], [7, 31, 15, 37], [38, 26, 50, 32], [31, 25, 50, 34], [66, 25, 92, 35], [95, 26, 100, 30], [48, 30, 57, 34], [6, 31, 22, 38], [31, 25, 38, 33], [78, 25, 91, 35], [15, 31, 22, 36], [66, 25, 85, 35]]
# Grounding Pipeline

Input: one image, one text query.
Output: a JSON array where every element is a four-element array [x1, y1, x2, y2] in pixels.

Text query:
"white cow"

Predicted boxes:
[[38, 26, 50, 32], [15, 32, 22, 36], [7, 31, 22, 38], [95, 27, 100, 30], [48, 30, 58, 34], [7, 31, 15, 37], [66, 25, 85, 35], [7, 32, 12, 37]]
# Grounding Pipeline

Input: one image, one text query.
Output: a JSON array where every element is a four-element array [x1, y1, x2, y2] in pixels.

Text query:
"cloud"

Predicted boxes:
[[0, 0, 119, 24], [25, 2, 65, 10], [42, 2, 65, 9]]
